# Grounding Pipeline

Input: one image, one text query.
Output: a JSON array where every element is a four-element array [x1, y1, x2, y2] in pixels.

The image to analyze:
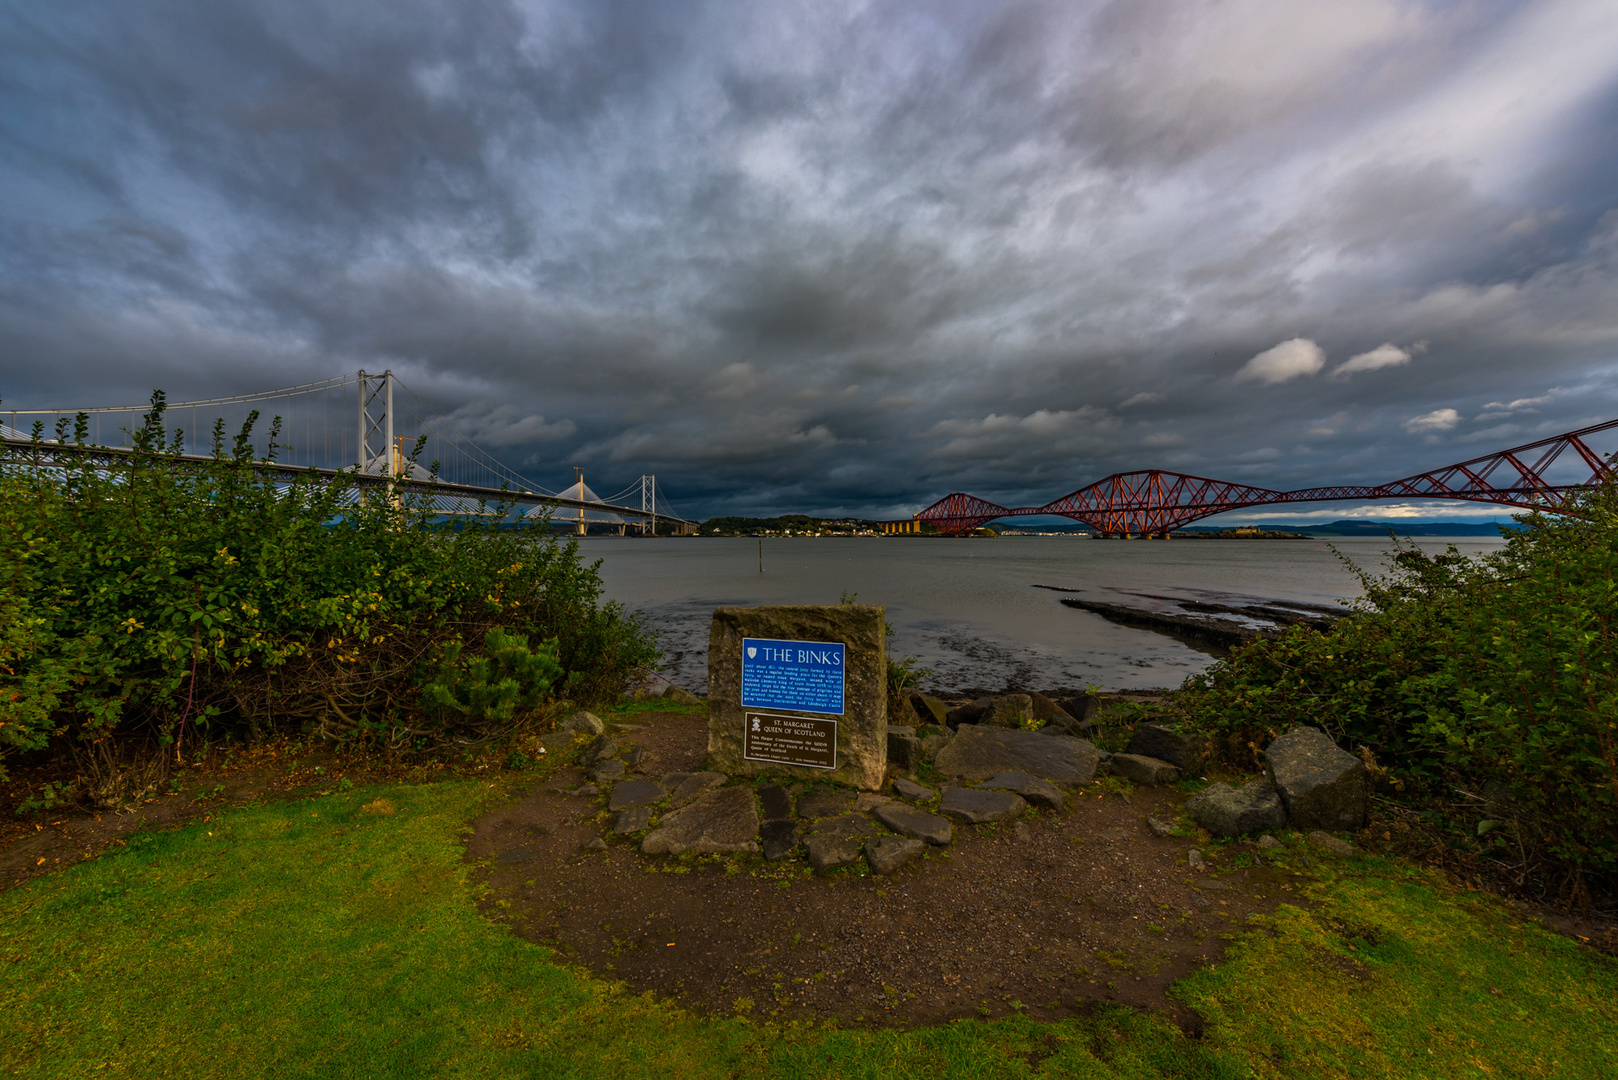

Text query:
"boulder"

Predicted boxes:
[[586, 760, 627, 784], [975, 771, 1066, 811], [1255, 834, 1284, 850], [1109, 754, 1180, 786], [662, 685, 704, 706], [760, 819, 798, 860], [1264, 727, 1368, 830], [1308, 830, 1356, 858], [641, 786, 760, 855], [932, 725, 1100, 785], [758, 784, 793, 821], [666, 771, 728, 806], [1051, 693, 1101, 724], [866, 836, 925, 875], [945, 698, 991, 727], [1185, 778, 1287, 837], [981, 694, 1034, 728], [1125, 723, 1210, 773], [908, 692, 950, 725], [558, 710, 605, 737], [706, 604, 888, 789], [940, 788, 1028, 824], [580, 734, 619, 768], [891, 777, 936, 802], [1029, 691, 1075, 725], [872, 802, 954, 845], [608, 779, 665, 811], [797, 790, 855, 819], [887, 726, 922, 771]]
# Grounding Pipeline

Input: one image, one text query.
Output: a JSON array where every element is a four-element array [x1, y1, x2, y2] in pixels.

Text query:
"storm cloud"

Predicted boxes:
[[3, 0, 1617, 520]]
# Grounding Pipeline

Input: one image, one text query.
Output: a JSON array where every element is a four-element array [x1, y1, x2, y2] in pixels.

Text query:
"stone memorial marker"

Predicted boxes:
[[707, 604, 887, 790]]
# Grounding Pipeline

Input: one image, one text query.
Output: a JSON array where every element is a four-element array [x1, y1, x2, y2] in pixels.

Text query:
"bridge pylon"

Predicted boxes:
[[357, 370, 395, 476]]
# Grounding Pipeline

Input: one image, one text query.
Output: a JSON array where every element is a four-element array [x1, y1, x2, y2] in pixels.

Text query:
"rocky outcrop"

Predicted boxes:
[[1109, 754, 1179, 786], [641, 786, 760, 855], [1264, 727, 1368, 830], [1185, 778, 1286, 837], [932, 725, 1100, 784]]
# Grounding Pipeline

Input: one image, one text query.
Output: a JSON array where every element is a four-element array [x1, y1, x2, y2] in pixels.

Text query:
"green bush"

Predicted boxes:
[[1166, 480, 1618, 898], [0, 394, 659, 780]]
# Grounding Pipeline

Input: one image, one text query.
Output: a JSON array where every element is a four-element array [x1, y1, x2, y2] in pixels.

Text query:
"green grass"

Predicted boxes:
[[3, 778, 1614, 1079]]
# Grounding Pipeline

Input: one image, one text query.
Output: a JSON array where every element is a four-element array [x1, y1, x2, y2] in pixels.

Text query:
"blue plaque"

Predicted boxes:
[[740, 638, 846, 715]]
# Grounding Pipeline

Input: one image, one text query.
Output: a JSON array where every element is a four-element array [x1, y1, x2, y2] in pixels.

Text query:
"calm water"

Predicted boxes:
[[584, 534, 1508, 694]]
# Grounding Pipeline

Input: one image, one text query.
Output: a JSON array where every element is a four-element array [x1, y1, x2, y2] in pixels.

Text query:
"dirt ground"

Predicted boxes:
[[466, 708, 1310, 1030]]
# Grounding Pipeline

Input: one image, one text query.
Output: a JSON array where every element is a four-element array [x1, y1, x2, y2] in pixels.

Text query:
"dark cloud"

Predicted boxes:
[[2, 0, 1617, 519]]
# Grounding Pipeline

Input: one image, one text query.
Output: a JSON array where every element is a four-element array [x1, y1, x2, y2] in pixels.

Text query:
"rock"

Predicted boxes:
[[866, 835, 925, 875], [565, 783, 598, 797], [916, 725, 953, 765], [1186, 778, 1287, 837], [667, 771, 729, 805], [1264, 727, 1369, 830], [1010, 821, 1033, 844], [1125, 722, 1211, 773], [496, 848, 534, 863], [608, 780, 665, 811], [582, 837, 608, 852], [612, 807, 653, 834], [658, 771, 693, 792], [887, 727, 922, 771], [796, 790, 855, 819], [804, 831, 863, 871], [1051, 693, 1102, 724], [760, 819, 798, 860], [587, 760, 626, 784], [1109, 754, 1180, 786], [855, 792, 893, 812], [815, 812, 883, 841], [1146, 816, 1174, 838], [1029, 691, 1075, 726], [892, 777, 936, 802], [641, 786, 760, 855], [662, 685, 704, 706], [537, 730, 588, 755], [1308, 830, 1356, 858], [706, 604, 888, 789], [872, 802, 954, 845], [981, 694, 1034, 728], [527, 823, 555, 837], [622, 746, 644, 768], [558, 710, 605, 737], [974, 770, 1066, 811], [1255, 834, 1284, 850], [908, 692, 949, 725], [758, 784, 793, 821], [945, 698, 990, 728], [916, 723, 951, 741], [580, 734, 619, 768], [932, 726, 1100, 784], [1188, 847, 1208, 870], [940, 788, 1028, 824]]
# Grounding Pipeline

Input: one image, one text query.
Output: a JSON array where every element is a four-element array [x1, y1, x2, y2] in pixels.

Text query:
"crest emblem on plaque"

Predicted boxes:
[[752, 717, 761, 731], [747, 647, 757, 658]]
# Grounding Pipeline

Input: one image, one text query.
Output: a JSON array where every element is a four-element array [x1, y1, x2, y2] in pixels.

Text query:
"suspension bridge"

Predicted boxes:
[[901, 417, 1618, 537], [1, 370, 698, 535]]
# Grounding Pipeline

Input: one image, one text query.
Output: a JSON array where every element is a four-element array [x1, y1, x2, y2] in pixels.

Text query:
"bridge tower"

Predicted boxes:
[[356, 370, 394, 476], [641, 474, 657, 535]]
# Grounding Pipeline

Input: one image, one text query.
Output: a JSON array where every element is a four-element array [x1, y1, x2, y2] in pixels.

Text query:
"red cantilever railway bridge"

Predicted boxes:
[[906, 417, 1618, 537]]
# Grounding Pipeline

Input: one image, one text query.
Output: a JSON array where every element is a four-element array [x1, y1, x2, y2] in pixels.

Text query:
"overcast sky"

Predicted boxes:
[[3, 0, 1617, 521]]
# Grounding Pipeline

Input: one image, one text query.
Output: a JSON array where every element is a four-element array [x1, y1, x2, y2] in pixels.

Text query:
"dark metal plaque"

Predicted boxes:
[[743, 712, 838, 770]]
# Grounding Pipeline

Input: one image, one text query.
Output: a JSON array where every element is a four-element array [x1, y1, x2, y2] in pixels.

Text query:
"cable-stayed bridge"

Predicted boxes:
[[1, 370, 697, 534], [903, 418, 1618, 537]]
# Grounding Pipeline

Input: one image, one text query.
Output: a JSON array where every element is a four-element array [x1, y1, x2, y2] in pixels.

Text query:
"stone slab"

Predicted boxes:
[[867, 836, 925, 875], [760, 819, 798, 860], [804, 831, 862, 871], [607, 780, 665, 811], [975, 771, 1066, 811], [892, 777, 936, 801], [940, 787, 1028, 824], [667, 771, 728, 805], [1110, 754, 1180, 786], [758, 784, 793, 821], [797, 790, 855, 819], [641, 786, 759, 855], [707, 605, 887, 789], [872, 802, 953, 845], [612, 807, 652, 834], [932, 725, 1099, 784]]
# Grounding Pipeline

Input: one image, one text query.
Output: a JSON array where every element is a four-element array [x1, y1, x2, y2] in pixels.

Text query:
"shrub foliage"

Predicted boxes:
[[0, 396, 658, 780], [1166, 480, 1618, 897]]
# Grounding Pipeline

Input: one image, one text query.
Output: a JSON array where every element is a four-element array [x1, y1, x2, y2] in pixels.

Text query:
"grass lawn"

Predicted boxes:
[[3, 768, 1615, 1079]]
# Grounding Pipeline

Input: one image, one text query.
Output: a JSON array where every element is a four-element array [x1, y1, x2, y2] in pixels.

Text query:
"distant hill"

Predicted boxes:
[[1254, 520, 1523, 537]]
